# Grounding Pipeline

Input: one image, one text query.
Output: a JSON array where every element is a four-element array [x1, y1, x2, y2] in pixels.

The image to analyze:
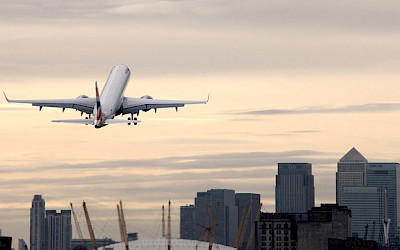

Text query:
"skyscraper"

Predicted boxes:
[[341, 186, 384, 244], [336, 147, 368, 205], [194, 189, 238, 247], [366, 162, 400, 245], [30, 195, 46, 250], [180, 205, 195, 240], [275, 163, 315, 213], [45, 210, 72, 250], [235, 193, 260, 249]]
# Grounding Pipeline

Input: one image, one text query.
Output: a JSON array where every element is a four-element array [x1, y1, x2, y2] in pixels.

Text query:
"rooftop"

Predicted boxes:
[[339, 147, 368, 163], [99, 238, 236, 250]]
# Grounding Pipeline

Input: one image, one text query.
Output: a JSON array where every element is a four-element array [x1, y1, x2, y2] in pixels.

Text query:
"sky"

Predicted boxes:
[[1, 0, 400, 247]]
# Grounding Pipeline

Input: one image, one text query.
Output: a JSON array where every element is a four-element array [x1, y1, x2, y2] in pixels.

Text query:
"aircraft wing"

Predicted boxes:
[[121, 96, 209, 115], [51, 118, 141, 125], [4, 92, 95, 114]]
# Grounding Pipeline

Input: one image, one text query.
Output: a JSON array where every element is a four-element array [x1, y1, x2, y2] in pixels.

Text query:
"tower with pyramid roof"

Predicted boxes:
[[336, 147, 368, 205]]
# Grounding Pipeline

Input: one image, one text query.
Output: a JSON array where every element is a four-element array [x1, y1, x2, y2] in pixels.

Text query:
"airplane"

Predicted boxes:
[[3, 64, 209, 128]]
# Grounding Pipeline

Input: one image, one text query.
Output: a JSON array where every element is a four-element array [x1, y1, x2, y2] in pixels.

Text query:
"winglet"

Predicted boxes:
[[3, 92, 9, 103], [206, 93, 210, 104]]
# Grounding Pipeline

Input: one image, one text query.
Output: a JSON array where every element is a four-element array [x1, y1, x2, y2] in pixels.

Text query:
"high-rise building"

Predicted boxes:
[[366, 162, 400, 245], [30, 194, 46, 250], [194, 189, 238, 247], [194, 192, 207, 241], [275, 163, 315, 214], [341, 186, 384, 244], [45, 210, 72, 250], [180, 205, 195, 240], [336, 147, 368, 205], [235, 193, 260, 249]]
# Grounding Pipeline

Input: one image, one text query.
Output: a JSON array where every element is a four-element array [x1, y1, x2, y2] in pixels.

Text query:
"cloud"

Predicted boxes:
[[0, 149, 338, 242], [0, 0, 400, 79], [238, 103, 400, 116]]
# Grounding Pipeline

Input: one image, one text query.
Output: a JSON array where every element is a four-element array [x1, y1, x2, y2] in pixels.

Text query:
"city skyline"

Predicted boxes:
[[1, 0, 400, 248]]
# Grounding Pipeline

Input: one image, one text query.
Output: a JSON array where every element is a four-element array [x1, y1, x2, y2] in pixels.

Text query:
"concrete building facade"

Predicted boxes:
[[336, 147, 368, 205], [180, 205, 195, 240], [366, 162, 400, 245], [194, 189, 238, 247], [30, 195, 46, 250], [235, 193, 260, 249], [276, 163, 315, 214], [259, 213, 297, 250], [45, 210, 72, 250], [297, 204, 352, 250], [341, 186, 384, 244]]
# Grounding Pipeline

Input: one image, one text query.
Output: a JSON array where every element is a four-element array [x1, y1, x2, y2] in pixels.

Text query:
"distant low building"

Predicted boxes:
[[127, 233, 138, 241], [0, 236, 12, 250], [297, 204, 352, 250], [328, 237, 378, 250], [71, 238, 115, 250]]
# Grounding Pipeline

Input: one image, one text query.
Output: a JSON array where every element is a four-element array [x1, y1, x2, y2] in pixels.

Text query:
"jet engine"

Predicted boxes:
[[76, 95, 89, 99], [141, 95, 153, 112]]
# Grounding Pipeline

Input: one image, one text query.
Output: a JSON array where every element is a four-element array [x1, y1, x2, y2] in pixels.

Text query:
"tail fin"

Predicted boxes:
[[95, 81, 101, 111]]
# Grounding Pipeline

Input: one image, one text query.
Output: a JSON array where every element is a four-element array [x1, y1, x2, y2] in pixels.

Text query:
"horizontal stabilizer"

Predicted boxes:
[[52, 119, 94, 125], [105, 119, 141, 124]]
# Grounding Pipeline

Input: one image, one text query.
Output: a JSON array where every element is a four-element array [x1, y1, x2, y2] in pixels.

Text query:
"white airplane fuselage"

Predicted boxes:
[[4, 64, 208, 128], [94, 65, 130, 127]]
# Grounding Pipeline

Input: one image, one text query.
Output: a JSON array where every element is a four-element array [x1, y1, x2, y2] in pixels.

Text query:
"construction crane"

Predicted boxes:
[[383, 187, 391, 246], [168, 200, 172, 250], [209, 200, 219, 250], [82, 201, 97, 250], [364, 224, 369, 240], [70, 202, 86, 249], [234, 203, 248, 248], [371, 221, 376, 242], [117, 205, 124, 245], [245, 203, 262, 250], [162, 205, 165, 238], [237, 200, 253, 249], [203, 205, 211, 242], [117, 200, 129, 250]]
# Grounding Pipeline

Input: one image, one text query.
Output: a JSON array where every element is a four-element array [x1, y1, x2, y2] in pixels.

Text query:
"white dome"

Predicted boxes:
[[98, 238, 236, 250]]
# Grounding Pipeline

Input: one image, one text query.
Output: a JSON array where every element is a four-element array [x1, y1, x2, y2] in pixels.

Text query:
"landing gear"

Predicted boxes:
[[127, 117, 138, 126]]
